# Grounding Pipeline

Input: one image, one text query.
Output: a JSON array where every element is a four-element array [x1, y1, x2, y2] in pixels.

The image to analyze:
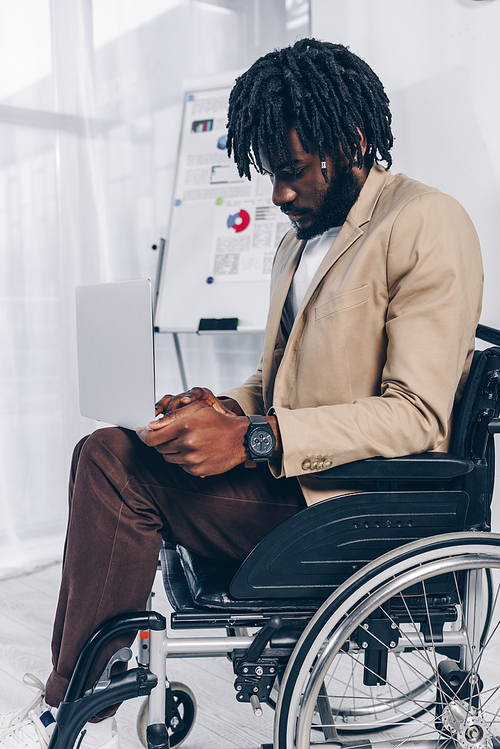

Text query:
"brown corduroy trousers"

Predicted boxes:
[[44, 426, 305, 710]]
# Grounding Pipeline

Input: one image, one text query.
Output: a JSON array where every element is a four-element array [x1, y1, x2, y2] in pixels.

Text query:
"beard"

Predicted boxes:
[[287, 163, 364, 241]]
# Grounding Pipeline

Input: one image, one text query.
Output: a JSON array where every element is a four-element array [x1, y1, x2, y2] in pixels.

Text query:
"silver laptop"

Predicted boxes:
[[75, 279, 156, 430]]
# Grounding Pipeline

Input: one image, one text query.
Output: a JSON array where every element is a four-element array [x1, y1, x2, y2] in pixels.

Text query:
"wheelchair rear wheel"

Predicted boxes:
[[275, 532, 500, 749], [136, 681, 196, 748], [312, 567, 493, 735]]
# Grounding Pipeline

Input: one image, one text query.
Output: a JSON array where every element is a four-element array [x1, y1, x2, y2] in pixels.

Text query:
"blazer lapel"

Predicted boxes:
[[293, 223, 363, 323], [260, 233, 304, 407], [291, 164, 393, 326], [265, 233, 305, 349]]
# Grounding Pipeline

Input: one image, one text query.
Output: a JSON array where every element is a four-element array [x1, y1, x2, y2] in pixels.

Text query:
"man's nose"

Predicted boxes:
[[272, 179, 297, 207]]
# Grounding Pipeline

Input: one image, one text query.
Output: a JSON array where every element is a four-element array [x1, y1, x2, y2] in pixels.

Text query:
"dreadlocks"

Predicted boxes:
[[227, 39, 393, 181]]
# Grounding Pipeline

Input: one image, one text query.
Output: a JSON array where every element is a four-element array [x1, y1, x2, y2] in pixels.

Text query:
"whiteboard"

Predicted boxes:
[[154, 86, 289, 333]]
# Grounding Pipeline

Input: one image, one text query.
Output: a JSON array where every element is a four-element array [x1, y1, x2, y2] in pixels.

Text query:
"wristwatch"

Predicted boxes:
[[244, 415, 276, 461]]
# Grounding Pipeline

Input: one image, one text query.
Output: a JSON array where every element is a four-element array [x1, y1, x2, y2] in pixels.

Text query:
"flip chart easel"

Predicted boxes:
[[153, 79, 290, 387]]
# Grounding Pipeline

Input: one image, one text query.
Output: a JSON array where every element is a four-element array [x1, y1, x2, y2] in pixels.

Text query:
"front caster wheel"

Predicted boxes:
[[137, 681, 197, 748]]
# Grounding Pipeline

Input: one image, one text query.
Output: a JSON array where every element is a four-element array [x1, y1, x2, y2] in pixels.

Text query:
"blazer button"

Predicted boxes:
[[301, 459, 311, 470], [323, 459, 333, 469]]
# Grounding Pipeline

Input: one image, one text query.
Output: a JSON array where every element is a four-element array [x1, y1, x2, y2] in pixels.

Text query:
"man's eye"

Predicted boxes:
[[265, 168, 303, 182], [283, 169, 303, 180]]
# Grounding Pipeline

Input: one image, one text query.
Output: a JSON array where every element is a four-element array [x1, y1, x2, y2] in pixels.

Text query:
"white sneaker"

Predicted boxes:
[[0, 675, 120, 749], [74, 718, 119, 749], [0, 674, 56, 748]]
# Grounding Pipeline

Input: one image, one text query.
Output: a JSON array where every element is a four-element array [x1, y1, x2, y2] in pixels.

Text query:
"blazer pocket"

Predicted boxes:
[[315, 284, 370, 321]]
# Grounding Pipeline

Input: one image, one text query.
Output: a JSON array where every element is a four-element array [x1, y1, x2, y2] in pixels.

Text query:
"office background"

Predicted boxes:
[[0, 0, 498, 577]]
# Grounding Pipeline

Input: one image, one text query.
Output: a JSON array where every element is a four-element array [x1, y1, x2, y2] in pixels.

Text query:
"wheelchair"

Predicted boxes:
[[47, 324, 500, 749]]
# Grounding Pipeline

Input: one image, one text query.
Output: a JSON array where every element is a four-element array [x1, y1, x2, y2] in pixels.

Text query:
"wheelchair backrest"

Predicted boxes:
[[450, 335, 500, 530]]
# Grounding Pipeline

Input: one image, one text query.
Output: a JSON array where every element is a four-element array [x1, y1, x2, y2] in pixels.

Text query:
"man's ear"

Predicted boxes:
[[357, 128, 368, 159]]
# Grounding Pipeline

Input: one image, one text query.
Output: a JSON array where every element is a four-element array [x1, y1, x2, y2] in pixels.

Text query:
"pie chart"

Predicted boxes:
[[227, 209, 250, 233]]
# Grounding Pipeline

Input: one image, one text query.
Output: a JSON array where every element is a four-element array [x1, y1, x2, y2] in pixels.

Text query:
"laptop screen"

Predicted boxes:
[[75, 279, 156, 430]]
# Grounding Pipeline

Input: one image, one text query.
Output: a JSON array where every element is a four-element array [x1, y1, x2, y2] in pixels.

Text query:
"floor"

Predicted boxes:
[[0, 563, 274, 749]]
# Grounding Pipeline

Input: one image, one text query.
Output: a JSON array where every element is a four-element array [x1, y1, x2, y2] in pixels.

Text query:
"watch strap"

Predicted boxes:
[[247, 414, 267, 426]]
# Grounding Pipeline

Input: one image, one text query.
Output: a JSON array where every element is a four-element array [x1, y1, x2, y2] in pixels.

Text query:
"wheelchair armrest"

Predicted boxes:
[[314, 452, 474, 481]]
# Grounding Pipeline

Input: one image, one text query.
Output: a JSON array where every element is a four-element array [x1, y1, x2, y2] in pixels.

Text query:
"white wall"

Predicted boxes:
[[312, 0, 500, 529], [311, 0, 500, 327]]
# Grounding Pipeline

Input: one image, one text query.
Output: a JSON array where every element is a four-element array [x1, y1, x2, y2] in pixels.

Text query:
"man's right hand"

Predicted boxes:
[[155, 387, 242, 418]]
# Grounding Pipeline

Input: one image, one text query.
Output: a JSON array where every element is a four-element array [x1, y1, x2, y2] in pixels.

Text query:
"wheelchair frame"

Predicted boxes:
[[46, 324, 500, 749]]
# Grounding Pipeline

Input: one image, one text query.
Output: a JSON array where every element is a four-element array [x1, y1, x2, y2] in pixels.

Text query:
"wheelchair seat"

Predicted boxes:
[[160, 542, 324, 612], [164, 486, 470, 611]]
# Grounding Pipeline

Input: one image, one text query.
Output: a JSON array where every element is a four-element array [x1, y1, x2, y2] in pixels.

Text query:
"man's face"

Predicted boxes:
[[261, 128, 368, 241]]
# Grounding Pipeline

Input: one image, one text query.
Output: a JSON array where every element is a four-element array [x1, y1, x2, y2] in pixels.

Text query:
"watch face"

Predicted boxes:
[[249, 427, 274, 456]]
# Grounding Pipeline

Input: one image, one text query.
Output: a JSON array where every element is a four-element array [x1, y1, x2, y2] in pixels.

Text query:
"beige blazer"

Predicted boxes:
[[223, 164, 483, 505]]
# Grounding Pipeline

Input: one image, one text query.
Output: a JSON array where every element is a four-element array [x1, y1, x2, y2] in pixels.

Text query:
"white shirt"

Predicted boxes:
[[282, 226, 341, 334]]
